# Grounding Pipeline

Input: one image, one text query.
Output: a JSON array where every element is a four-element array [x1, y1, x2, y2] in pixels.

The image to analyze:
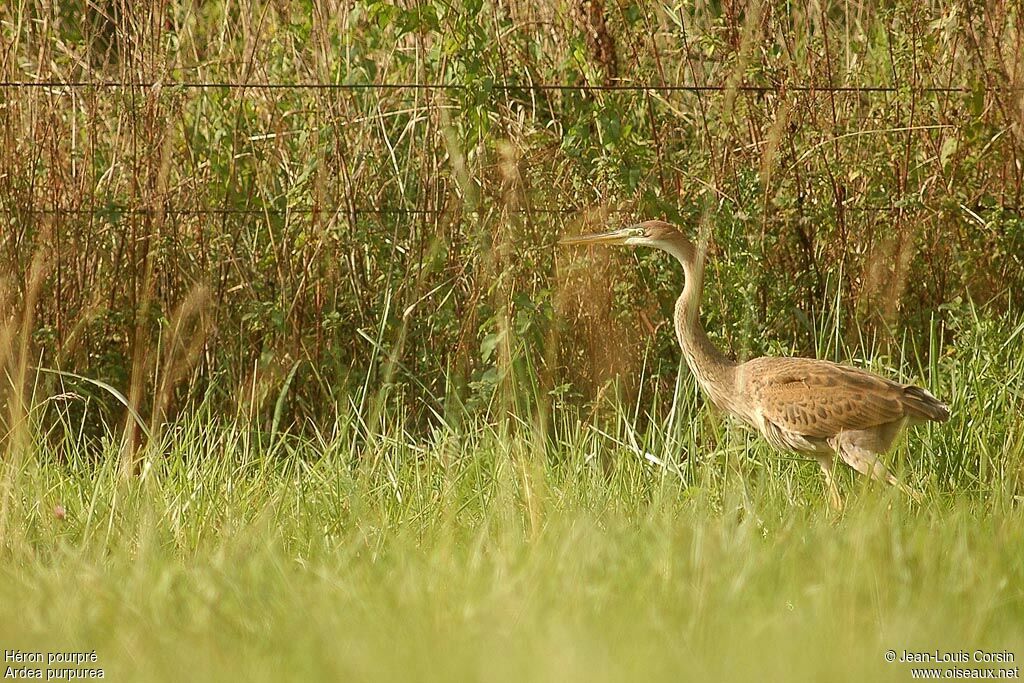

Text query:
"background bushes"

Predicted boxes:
[[2, 1, 1022, 438]]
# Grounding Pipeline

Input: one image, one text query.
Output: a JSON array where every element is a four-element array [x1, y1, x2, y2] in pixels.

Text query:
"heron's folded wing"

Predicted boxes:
[[751, 359, 906, 438]]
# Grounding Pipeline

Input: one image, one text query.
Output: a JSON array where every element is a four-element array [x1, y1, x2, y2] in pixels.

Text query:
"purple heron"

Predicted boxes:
[[561, 220, 949, 508]]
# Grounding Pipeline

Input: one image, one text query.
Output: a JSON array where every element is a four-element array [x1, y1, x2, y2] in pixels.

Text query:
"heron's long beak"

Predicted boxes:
[[558, 226, 640, 246]]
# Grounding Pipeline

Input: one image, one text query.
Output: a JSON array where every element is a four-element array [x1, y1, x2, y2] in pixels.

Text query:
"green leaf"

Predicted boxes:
[[33, 366, 150, 440], [271, 361, 302, 442], [940, 137, 958, 169], [481, 331, 502, 363]]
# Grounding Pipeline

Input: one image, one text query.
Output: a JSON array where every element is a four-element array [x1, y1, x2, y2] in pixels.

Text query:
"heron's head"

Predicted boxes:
[[559, 220, 696, 265]]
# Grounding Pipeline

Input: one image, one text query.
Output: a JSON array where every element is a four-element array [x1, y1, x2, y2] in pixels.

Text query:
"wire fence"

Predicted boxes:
[[4, 79, 1024, 218], [0, 78, 1019, 220], [0, 80, 1010, 93], [2, 204, 1022, 217]]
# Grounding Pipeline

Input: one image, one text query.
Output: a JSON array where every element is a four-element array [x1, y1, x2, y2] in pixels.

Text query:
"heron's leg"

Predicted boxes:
[[835, 439, 922, 503], [816, 455, 843, 511]]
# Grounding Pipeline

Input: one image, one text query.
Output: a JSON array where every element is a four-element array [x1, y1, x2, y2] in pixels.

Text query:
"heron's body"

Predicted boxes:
[[562, 220, 949, 508]]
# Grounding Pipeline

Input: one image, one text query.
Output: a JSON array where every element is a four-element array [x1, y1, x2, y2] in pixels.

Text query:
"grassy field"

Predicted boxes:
[[2, 306, 1022, 681], [3, 1, 1024, 680]]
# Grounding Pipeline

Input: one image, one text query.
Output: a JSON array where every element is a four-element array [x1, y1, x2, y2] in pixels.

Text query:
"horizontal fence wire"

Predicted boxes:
[[0, 80, 1009, 93], [2, 205, 1021, 216]]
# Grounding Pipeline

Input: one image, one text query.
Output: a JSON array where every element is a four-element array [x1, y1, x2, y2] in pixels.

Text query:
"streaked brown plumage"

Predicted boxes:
[[561, 220, 949, 508]]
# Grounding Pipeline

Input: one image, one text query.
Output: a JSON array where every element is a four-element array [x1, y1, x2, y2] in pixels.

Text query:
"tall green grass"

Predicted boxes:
[[1, 304, 1021, 681]]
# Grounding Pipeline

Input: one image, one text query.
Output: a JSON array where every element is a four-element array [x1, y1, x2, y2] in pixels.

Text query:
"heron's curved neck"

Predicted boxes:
[[665, 240, 736, 409]]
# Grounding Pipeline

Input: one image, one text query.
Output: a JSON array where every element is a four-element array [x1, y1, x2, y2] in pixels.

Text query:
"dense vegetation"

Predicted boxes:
[[3, 1, 1023, 435], [1, 2, 1022, 681]]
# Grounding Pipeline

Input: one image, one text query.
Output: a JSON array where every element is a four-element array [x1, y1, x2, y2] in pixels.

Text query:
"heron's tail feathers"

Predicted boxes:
[[902, 385, 950, 423]]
